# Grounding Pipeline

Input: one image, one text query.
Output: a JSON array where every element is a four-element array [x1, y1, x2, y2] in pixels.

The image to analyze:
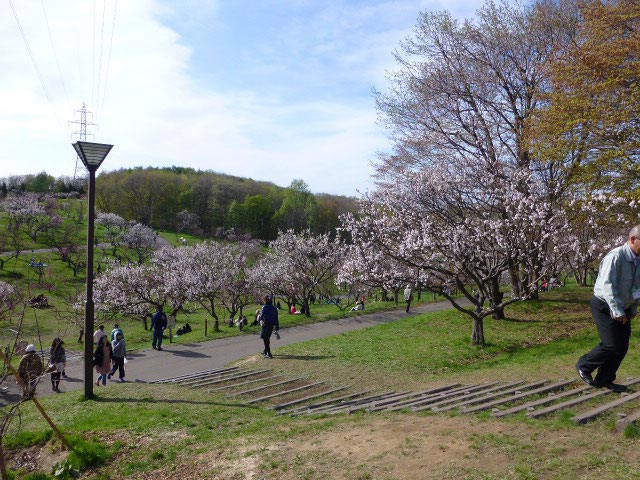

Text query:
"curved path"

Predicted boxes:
[[1, 299, 463, 404]]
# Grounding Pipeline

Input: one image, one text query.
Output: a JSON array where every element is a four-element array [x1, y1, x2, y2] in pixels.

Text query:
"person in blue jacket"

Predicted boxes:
[[259, 295, 279, 359], [151, 305, 168, 351]]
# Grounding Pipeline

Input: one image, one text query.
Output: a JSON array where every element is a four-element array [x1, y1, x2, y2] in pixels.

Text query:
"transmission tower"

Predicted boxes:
[[69, 103, 96, 181]]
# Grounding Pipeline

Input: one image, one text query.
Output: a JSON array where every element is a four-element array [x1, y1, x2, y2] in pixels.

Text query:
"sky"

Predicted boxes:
[[1, 0, 488, 196]]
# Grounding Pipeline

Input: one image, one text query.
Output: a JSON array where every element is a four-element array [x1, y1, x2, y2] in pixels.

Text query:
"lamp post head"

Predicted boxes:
[[72, 141, 113, 172]]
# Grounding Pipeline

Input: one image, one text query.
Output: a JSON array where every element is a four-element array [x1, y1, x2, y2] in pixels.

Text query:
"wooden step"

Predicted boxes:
[[616, 409, 640, 433], [271, 387, 348, 411], [189, 369, 271, 388], [572, 390, 640, 424], [244, 382, 323, 405], [494, 385, 592, 418], [285, 390, 374, 416], [528, 378, 640, 419], [462, 380, 572, 414], [153, 367, 239, 383], [226, 377, 303, 397]]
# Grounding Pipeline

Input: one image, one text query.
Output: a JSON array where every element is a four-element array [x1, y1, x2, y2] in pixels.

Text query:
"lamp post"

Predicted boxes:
[[72, 141, 113, 398]]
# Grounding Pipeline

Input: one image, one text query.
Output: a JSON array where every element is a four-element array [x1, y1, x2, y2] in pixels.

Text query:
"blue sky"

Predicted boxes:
[[1, 0, 487, 196]]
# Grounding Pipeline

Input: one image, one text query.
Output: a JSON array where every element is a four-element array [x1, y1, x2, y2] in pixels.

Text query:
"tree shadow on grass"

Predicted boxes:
[[274, 354, 334, 360]]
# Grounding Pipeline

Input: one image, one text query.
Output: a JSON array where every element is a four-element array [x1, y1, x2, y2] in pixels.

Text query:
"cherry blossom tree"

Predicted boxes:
[[218, 241, 263, 321], [96, 212, 128, 258], [339, 243, 418, 306], [121, 222, 158, 265], [252, 230, 345, 317], [94, 247, 194, 328], [343, 161, 570, 346], [184, 241, 247, 328], [0, 194, 36, 269], [0, 281, 18, 322]]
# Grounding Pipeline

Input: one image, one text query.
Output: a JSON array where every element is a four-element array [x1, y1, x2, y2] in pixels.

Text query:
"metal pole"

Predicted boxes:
[[84, 168, 96, 398]]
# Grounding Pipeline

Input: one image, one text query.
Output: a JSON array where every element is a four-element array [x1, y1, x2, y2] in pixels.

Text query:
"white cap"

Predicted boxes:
[[25, 344, 36, 352]]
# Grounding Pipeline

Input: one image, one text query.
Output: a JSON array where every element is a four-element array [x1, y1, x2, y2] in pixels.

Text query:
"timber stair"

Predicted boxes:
[[152, 370, 640, 429]]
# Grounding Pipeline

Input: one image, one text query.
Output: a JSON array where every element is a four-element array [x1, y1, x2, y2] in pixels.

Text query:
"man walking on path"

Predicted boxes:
[[577, 225, 640, 393], [259, 295, 279, 358], [93, 324, 106, 345], [151, 306, 168, 351], [404, 285, 413, 313]]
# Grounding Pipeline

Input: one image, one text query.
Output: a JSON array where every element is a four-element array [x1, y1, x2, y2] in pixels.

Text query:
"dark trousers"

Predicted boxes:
[[152, 330, 164, 348], [109, 356, 125, 379], [51, 371, 61, 389], [578, 296, 632, 385], [261, 325, 273, 355]]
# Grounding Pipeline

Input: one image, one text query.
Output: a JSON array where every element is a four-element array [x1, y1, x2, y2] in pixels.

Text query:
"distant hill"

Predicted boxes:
[[94, 166, 357, 240]]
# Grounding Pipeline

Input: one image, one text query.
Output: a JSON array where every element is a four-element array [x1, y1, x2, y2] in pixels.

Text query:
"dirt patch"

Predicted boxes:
[[9, 440, 69, 476]]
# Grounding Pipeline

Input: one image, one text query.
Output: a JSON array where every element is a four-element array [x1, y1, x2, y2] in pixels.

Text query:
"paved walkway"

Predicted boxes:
[[1, 300, 463, 404]]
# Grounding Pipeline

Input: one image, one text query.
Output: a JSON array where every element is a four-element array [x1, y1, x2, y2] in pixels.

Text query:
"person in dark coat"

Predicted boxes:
[[259, 295, 279, 359], [48, 338, 66, 392], [151, 305, 168, 351]]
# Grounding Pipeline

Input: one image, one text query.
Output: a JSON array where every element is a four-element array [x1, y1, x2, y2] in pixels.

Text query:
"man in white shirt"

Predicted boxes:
[[93, 324, 106, 344], [576, 225, 640, 393]]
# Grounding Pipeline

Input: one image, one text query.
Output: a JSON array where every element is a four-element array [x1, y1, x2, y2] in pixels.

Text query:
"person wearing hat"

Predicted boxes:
[[48, 338, 66, 392], [17, 344, 44, 397]]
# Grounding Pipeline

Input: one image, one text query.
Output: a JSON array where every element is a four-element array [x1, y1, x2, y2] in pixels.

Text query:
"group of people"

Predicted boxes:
[[92, 323, 127, 385]]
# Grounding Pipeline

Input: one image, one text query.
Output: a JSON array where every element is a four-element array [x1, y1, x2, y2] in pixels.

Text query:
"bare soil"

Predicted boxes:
[[19, 413, 635, 480]]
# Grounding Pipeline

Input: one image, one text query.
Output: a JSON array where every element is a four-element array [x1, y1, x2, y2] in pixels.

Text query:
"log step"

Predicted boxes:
[[285, 390, 374, 416], [271, 387, 348, 411], [462, 380, 572, 414], [244, 382, 323, 405], [572, 390, 640, 424]]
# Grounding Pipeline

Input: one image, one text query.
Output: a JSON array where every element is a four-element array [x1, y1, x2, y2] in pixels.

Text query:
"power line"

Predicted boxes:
[[100, 0, 118, 117], [8, 0, 65, 132], [95, 0, 107, 126], [92, 0, 96, 112], [40, 0, 72, 115]]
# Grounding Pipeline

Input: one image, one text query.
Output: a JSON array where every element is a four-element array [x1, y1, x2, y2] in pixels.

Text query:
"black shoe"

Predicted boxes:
[[157, 347, 163, 351], [576, 365, 594, 386], [152, 346, 157, 350], [601, 382, 628, 393], [267, 353, 273, 359]]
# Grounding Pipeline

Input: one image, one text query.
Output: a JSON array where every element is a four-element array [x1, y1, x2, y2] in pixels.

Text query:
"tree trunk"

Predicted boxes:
[[471, 316, 485, 346], [490, 277, 505, 320], [303, 297, 311, 317]]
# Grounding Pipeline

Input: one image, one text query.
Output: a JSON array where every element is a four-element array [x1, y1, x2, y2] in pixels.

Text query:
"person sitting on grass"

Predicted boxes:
[[290, 304, 301, 315]]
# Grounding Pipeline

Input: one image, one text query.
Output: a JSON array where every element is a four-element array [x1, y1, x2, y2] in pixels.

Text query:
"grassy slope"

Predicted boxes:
[[5, 286, 640, 479]]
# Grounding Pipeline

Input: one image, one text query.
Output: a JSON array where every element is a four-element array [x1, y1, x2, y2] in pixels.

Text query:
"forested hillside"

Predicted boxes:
[[1, 167, 357, 240]]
